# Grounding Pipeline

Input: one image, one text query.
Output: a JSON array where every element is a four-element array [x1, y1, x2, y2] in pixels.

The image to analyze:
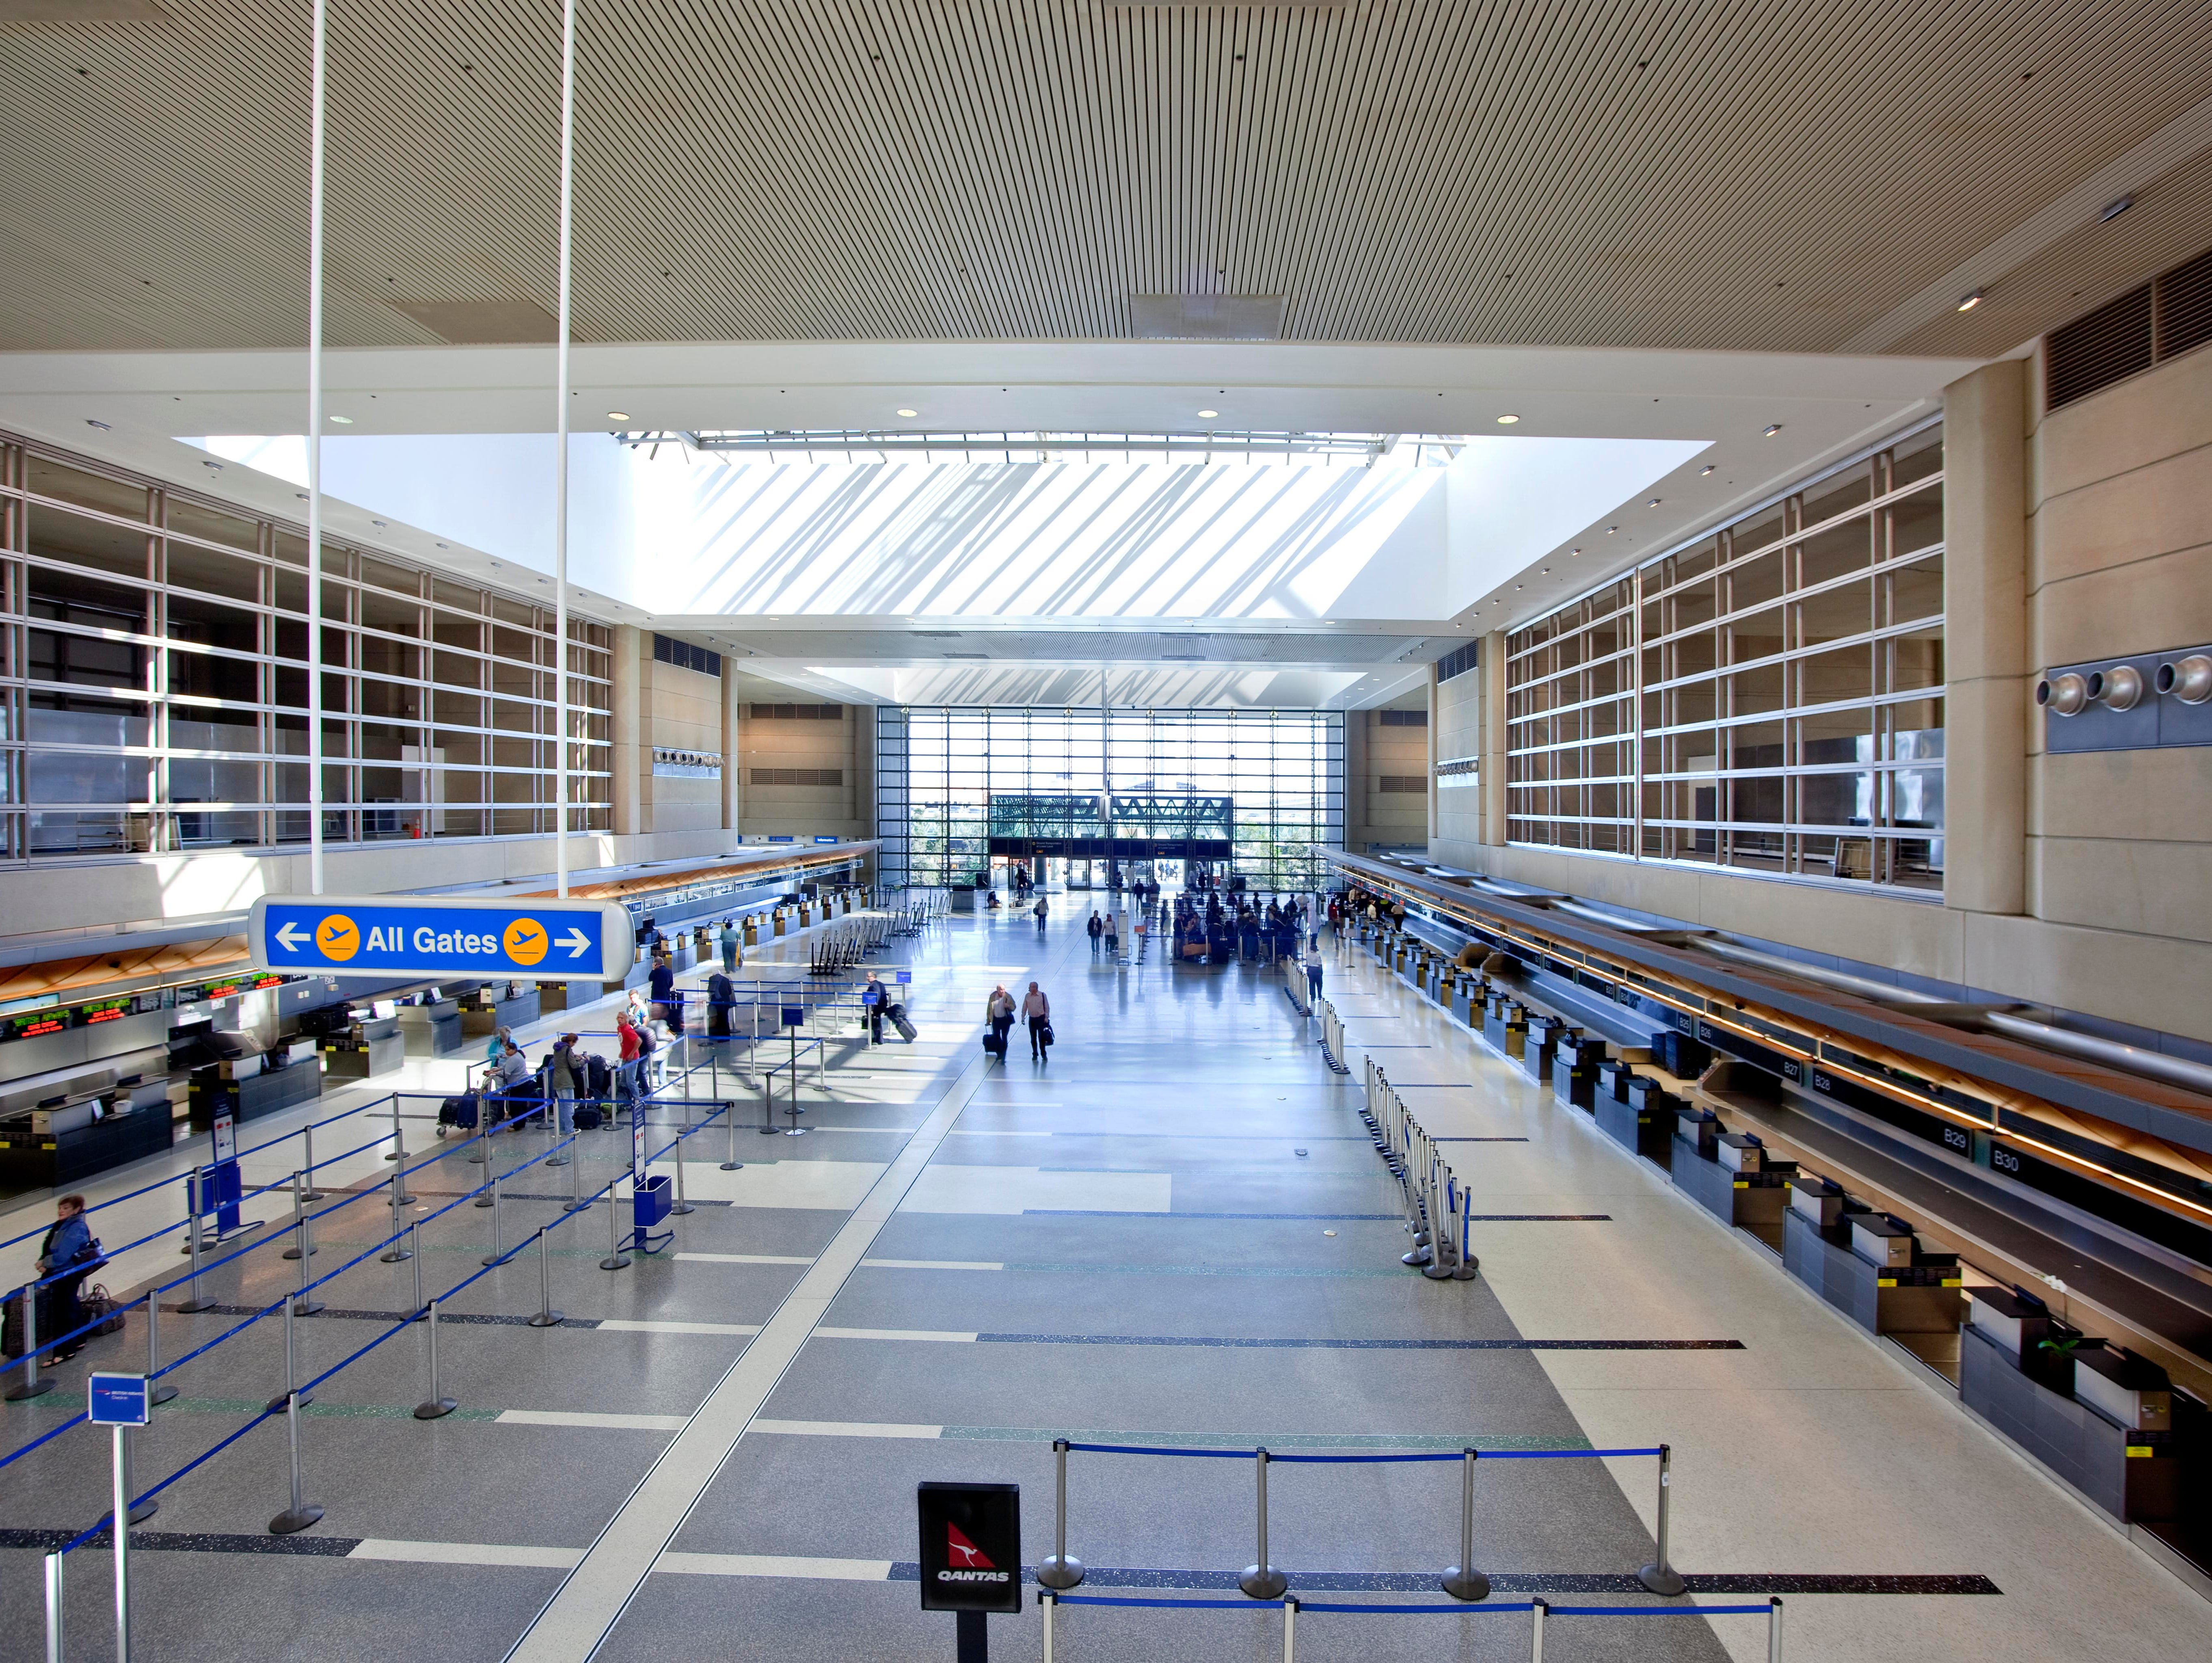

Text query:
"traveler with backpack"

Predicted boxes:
[[864, 972, 885, 1044], [547, 1034, 582, 1162], [719, 919, 740, 974], [1034, 894, 1049, 937]]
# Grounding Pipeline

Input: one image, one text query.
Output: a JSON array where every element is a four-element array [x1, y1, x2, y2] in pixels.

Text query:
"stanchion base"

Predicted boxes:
[[127, 1497, 158, 1525], [1451, 1259, 1480, 1281], [1637, 1563, 1687, 1597], [1440, 1567, 1490, 1601], [269, 1504, 323, 1535], [757, 1125, 782, 1135], [4, 1378, 54, 1402], [1238, 1565, 1288, 1600], [1401, 1250, 1433, 1266], [1035, 1555, 1085, 1591], [281, 1243, 318, 1261], [414, 1396, 457, 1421], [292, 1297, 326, 1317], [600, 1253, 632, 1271], [473, 1194, 496, 1208], [173, 1296, 216, 1314], [380, 1247, 412, 1263], [1421, 1260, 1457, 1281], [670, 1200, 696, 1215], [302, 1188, 326, 1203], [264, 1390, 315, 1412], [394, 1190, 415, 1205], [149, 1381, 178, 1406], [719, 1161, 745, 1171], [563, 1199, 591, 1213], [546, 1154, 570, 1167], [527, 1309, 565, 1328]]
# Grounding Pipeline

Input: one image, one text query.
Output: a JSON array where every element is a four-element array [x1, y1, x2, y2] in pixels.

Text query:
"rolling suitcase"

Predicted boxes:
[[982, 1029, 1006, 1057], [888, 1002, 917, 1043], [573, 1104, 604, 1131], [439, 1093, 480, 1135]]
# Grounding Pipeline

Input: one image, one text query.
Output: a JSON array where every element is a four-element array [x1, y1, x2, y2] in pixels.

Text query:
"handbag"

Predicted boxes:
[[1039, 1022, 1054, 1047], [82, 1284, 126, 1336]]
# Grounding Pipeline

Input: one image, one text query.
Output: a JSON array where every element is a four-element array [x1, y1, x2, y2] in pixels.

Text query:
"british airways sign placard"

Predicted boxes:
[[248, 894, 633, 980]]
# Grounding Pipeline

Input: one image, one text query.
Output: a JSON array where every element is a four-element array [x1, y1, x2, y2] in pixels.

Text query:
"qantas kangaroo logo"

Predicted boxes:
[[938, 1520, 1009, 1583]]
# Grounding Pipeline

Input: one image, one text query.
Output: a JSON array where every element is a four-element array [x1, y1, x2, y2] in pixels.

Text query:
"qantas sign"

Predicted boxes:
[[937, 1522, 1010, 1583]]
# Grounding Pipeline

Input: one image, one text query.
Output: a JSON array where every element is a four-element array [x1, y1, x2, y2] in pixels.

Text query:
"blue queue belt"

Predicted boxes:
[[1060, 1442, 1663, 1462], [1048, 1594, 1775, 1617]]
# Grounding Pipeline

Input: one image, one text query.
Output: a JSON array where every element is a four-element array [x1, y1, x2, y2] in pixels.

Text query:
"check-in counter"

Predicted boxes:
[[1961, 1286, 2185, 1524], [1483, 994, 1526, 1060], [1782, 1181, 1963, 1338], [330, 1010, 410, 1078], [1673, 1113, 1796, 1229], [1596, 1058, 1635, 1104], [1522, 1015, 1574, 1087], [772, 907, 788, 938], [1553, 1034, 1606, 1110], [0, 1063, 177, 1188], [1597, 1072, 1671, 1160], [1449, 976, 1482, 1026]]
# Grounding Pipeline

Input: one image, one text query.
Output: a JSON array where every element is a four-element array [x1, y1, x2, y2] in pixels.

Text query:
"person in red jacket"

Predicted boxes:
[[615, 1011, 643, 1101]]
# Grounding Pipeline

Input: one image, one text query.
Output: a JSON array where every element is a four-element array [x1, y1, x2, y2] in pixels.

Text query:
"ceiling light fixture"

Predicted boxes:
[[2100, 194, 2134, 222], [329, 414, 353, 424], [1648, 497, 1662, 506], [606, 410, 630, 421], [1606, 525, 1618, 534], [1495, 413, 1520, 425], [1700, 464, 1715, 475], [84, 419, 110, 431], [896, 408, 918, 418], [372, 519, 386, 527], [1570, 547, 1581, 556], [1763, 423, 1783, 437], [202, 459, 222, 470], [1198, 409, 1219, 419], [1955, 290, 1984, 312]]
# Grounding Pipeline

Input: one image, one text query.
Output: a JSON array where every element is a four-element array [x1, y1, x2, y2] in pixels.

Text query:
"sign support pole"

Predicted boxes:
[[306, 0, 326, 897], [111, 1424, 131, 1663], [552, 0, 575, 900]]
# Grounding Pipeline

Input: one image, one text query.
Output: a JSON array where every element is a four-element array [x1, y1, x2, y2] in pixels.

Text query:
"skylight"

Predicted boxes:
[[616, 430, 1471, 470]]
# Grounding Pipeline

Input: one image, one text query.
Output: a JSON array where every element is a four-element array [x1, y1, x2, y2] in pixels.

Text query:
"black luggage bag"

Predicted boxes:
[[439, 1093, 480, 1133], [573, 1104, 604, 1131], [982, 1029, 1006, 1057], [888, 1002, 917, 1042]]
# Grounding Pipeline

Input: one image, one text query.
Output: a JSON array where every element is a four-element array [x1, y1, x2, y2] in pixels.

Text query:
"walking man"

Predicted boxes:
[[547, 1033, 581, 1164], [1305, 937, 1325, 1003], [986, 984, 1015, 1060], [719, 918, 740, 975], [1087, 910, 1103, 957], [1022, 981, 1052, 1061], [864, 972, 885, 1044], [1034, 894, 1049, 937]]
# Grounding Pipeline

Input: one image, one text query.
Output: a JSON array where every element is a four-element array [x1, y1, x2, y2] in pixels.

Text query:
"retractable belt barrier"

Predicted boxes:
[[1358, 1057, 1480, 1284], [34, 1088, 748, 1658], [1035, 1437, 1687, 1608], [1040, 1589, 1782, 1663]]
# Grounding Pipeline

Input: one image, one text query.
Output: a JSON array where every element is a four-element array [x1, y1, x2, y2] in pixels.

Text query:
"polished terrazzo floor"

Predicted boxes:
[[2, 900, 2204, 1661]]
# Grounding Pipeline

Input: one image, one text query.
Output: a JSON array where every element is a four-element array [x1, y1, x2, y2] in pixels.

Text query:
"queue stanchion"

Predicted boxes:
[[122, 1420, 155, 1523], [1454, 1174, 1481, 1281], [1529, 1596, 1547, 1662], [1039, 1587, 1055, 1663], [565, 1133, 589, 1212], [288, 1172, 325, 1316], [413, 1299, 456, 1420], [380, 1166, 412, 1262], [1239, 1447, 1287, 1600], [266, 1291, 313, 1412], [268, 1389, 322, 1535], [281, 1167, 311, 1261], [6, 1281, 50, 1401], [1282, 1593, 1298, 1663], [42, 1549, 62, 1663], [671, 1112, 695, 1214], [301, 1122, 324, 1201], [177, 1166, 212, 1310], [1636, 1443, 1686, 1595], [482, 1166, 505, 1265], [1036, 1438, 1084, 1590], [721, 1098, 743, 1171], [143, 1294, 176, 1406], [1440, 1447, 1488, 1599], [385, 1095, 405, 1162], [527, 1227, 563, 1328], [410, 1223, 426, 1320], [601, 1177, 631, 1272], [758, 1074, 778, 1136], [1767, 1596, 1784, 1660]]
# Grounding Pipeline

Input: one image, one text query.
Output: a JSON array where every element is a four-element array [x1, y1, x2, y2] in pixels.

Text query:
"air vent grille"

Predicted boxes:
[[2047, 239, 2212, 410], [1161, 653, 1205, 661], [943, 652, 989, 659], [909, 630, 962, 638]]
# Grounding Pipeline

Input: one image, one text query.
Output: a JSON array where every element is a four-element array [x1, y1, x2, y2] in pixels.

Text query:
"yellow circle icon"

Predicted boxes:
[[315, 913, 361, 962], [502, 917, 549, 967]]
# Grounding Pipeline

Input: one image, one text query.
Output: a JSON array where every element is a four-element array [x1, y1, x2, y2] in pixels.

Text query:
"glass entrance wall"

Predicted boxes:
[[876, 706, 1343, 890]]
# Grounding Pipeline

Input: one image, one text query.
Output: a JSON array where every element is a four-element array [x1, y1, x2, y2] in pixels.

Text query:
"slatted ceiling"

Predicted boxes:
[[2, 2, 2210, 351]]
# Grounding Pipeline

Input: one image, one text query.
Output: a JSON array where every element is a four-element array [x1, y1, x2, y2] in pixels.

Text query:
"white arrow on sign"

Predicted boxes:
[[559, 927, 592, 959], [276, 922, 309, 950]]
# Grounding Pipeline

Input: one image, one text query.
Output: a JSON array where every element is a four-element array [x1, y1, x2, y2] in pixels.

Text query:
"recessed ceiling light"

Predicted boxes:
[[1495, 413, 1520, 425], [372, 519, 386, 527], [296, 492, 308, 500], [1955, 291, 1983, 313], [1700, 465, 1715, 476], [1763, 423, 1783, 437], [1540, 568, 1550, 575], [84, 418, 110, 431], [896, 408, 918, 418], [2100, 194, 2134, 222], [1648, 497, 1662, 507], [605, 410, 630, 421], [1606, 525, 1618, 534], [436, 542, 447, 549], [202, 459, 222, 470], [1198, 409, 1218, 419], [329, 414, 353, 424], [1515, 583, 1524, 590]]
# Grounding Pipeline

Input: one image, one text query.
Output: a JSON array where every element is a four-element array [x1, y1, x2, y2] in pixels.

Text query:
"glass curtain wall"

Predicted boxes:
[[877, 706, 1344, 889], [0, 435, 614, 861], [1506, 421, 1944, 891]]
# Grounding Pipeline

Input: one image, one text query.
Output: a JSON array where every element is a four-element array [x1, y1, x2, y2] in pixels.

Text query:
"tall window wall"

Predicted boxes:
[[1506, 421, 1944, 891], [877, 706, 1343, 889], [0, 436, 614, 861]]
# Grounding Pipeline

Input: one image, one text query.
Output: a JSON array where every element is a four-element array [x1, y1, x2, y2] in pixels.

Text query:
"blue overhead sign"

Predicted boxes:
[[89, 1372, 151, 1427], [248, 894, 633, 980]]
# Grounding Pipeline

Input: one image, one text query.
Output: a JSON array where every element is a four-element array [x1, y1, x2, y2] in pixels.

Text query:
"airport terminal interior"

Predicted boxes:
[[4, 4, 2212, 1659]]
